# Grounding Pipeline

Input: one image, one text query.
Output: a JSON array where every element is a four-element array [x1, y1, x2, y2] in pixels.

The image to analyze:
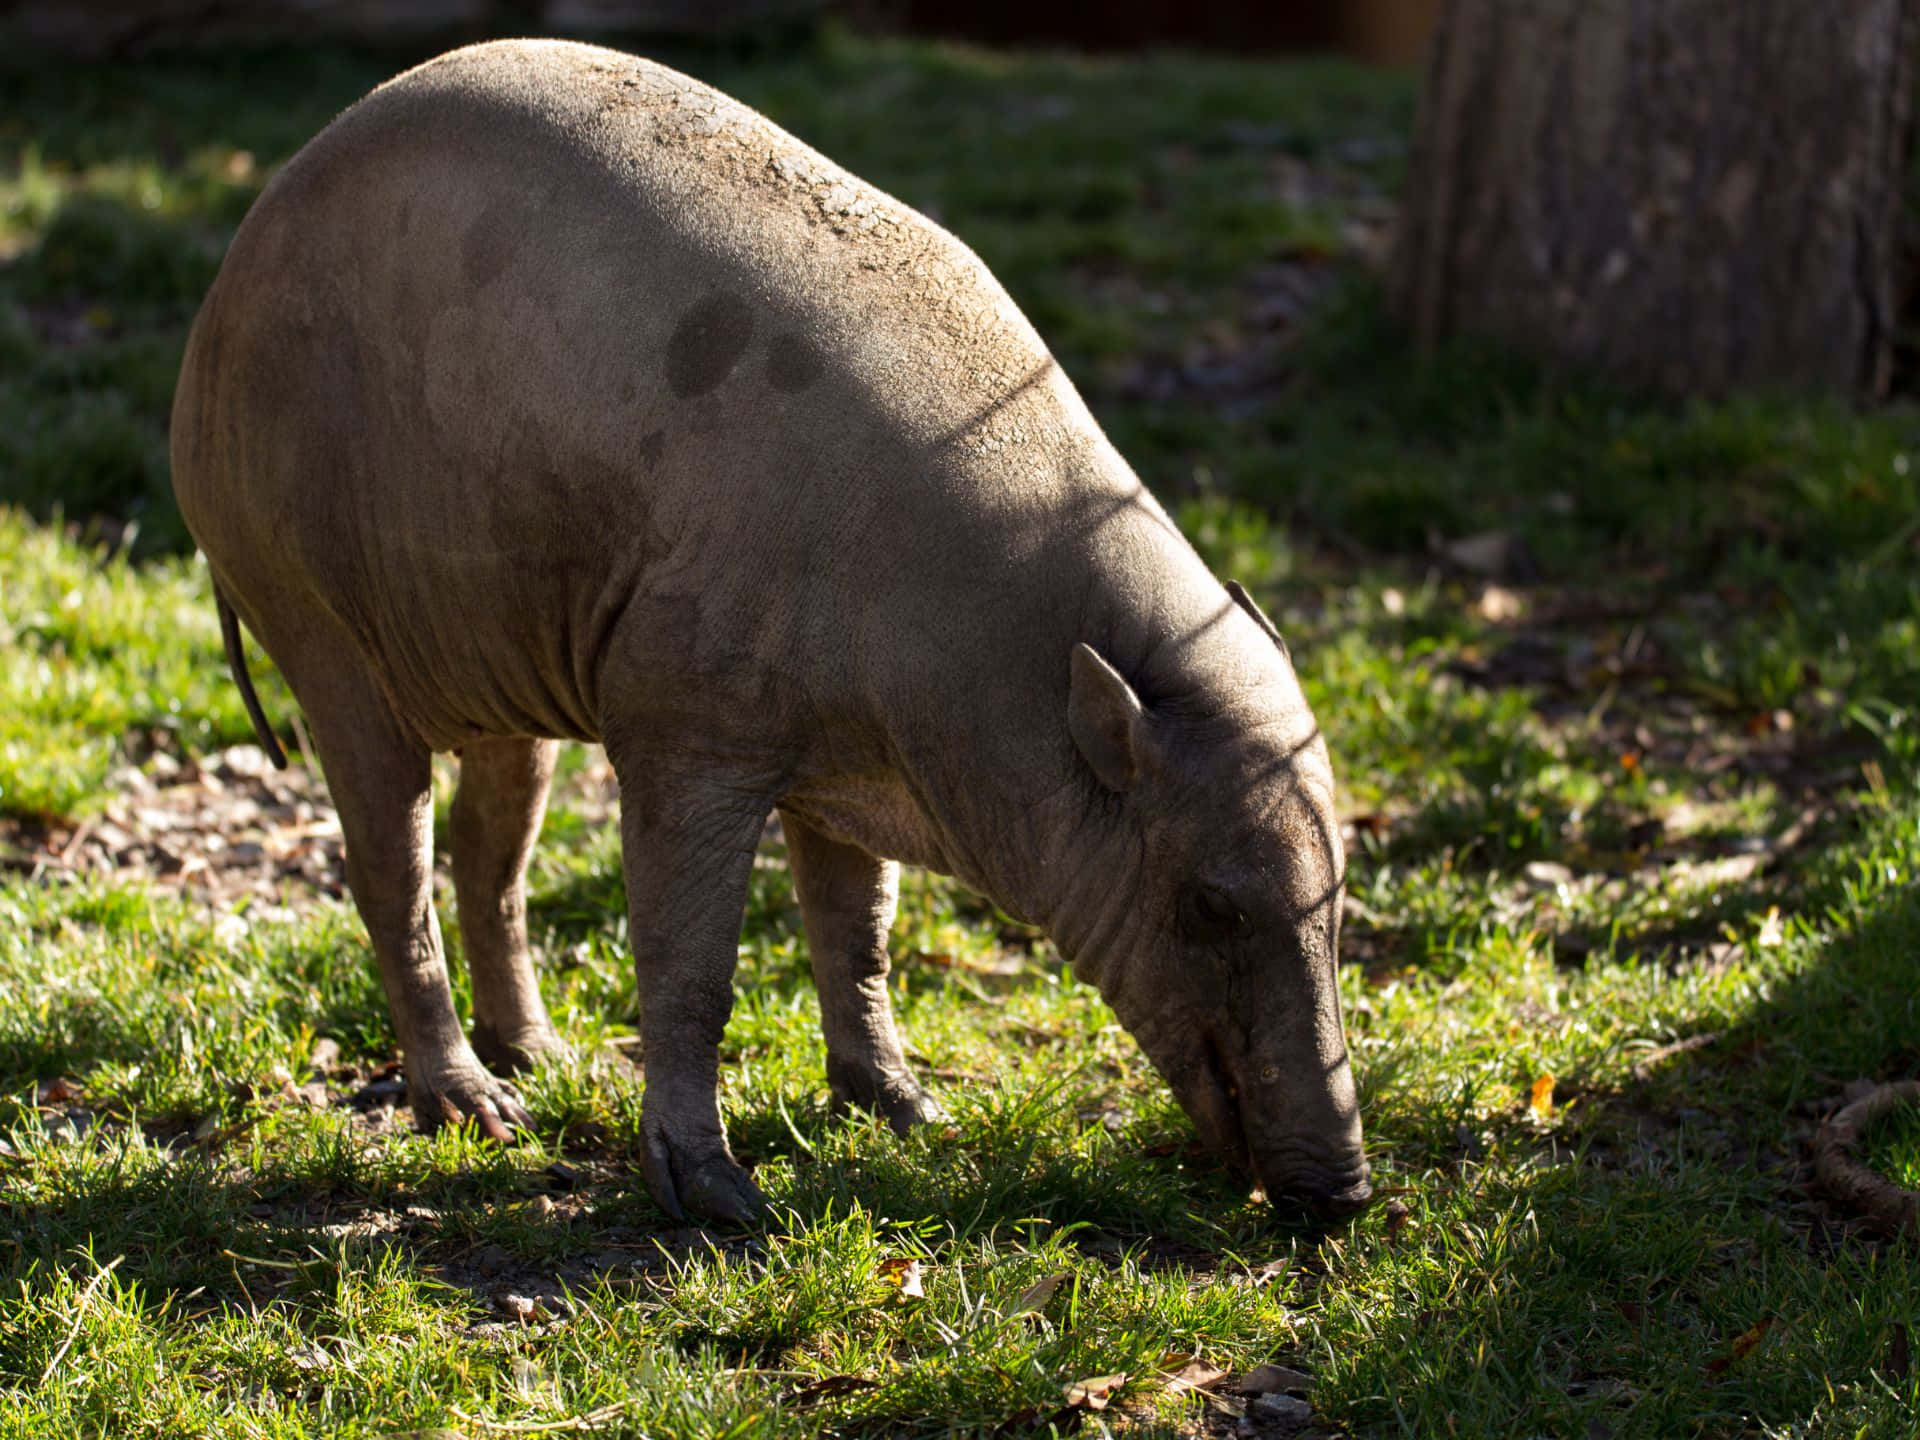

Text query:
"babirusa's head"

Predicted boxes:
[[1055, 581, 1370, 1220]]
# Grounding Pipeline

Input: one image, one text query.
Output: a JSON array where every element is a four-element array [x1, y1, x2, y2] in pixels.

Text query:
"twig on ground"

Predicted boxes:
[[1812, 1080, 1920, 1237], [56, 819, 97, 865], [0, 845, 73, 876], [1629, 1031, 1723, 1081]]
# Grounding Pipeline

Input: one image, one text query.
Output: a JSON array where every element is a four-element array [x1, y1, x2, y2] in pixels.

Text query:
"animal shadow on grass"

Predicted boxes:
[[0, 1089, 1278, 1340], [1596, 870, 1920, 1183], [1318, 880, 1920, 1437], [4, 938, 1291, 1329]]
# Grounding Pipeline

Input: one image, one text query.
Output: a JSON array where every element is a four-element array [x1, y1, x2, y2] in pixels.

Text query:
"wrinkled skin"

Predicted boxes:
[[170, 39, 1370, 1224]]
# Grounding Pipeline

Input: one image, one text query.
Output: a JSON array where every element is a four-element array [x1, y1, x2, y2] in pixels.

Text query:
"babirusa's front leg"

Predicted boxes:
[[614, 760, 774, 1226]]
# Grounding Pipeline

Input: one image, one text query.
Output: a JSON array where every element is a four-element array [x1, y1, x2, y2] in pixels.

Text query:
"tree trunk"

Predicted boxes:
[[1391, 0, 1918, 398]]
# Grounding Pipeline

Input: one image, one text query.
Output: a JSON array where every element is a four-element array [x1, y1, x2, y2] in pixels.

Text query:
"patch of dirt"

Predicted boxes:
[[0, 743, 625, 917], [0, 745, 347, 911]]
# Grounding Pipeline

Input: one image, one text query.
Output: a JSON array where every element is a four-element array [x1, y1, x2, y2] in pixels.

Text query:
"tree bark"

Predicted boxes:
[[1391, 0, 1919, 398]]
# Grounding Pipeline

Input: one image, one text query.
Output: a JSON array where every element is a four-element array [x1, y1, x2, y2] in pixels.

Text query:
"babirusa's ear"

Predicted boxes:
[[1226, 579, 1290, 663], [1068, 643, 1148, 791]]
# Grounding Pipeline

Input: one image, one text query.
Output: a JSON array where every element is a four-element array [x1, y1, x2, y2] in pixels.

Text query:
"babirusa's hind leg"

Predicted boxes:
[[781, 810, 944, 1133], [451, 736, 566, 1073], [299, 653, 530, 1140]]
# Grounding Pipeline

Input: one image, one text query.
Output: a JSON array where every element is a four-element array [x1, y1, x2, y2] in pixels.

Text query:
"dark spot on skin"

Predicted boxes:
[[765, 332, 825, 393], [638, 428, 665, 471], [461, 198, 519, 291], [666, 293, 754, 399]]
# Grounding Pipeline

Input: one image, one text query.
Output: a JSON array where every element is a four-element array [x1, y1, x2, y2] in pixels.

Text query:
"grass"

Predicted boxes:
[[1865, 1101, 1920, 1194], [0, 509, 290, 817], [3, 21, 1920, 1440]]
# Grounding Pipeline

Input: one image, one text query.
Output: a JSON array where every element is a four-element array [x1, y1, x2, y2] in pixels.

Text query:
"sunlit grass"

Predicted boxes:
[[0, 509, 288, 817]]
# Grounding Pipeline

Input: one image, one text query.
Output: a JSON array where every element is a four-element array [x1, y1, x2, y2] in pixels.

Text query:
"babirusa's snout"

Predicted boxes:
[[1261, 1154, 1373, 1220], [1247, 1039, 1371, 1221], [1139, 1017, 1372, 1222]]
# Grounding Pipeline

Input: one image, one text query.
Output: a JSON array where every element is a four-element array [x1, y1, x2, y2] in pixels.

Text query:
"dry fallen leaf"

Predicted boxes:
[[1529, 1073, 1556, 1120], [1522, 859, 1574, 890], [1705, 1315, 1774, 1375], [787, 1374, 879, 1405], [1383, 1197, 1411, 1242], [1159, 1355, 1230, 1395], [288, 1341, 332, 1372], [1061, 1374, 1126, 1410], [1477, 584, 1523, 622], [1242, 1257, 1289, 1288], [492, 1292, 542, 1324], [879, 1256, 924, 1300], [1346, 811, 1392, 842], [35, 1077, 79, 1106], [1009, 1272, 1069, 1315], [1444, 529, 1533, 579]]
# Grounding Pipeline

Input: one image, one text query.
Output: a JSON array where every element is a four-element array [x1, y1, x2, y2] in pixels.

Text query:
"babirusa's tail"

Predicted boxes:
[[215, 584, 288, 771]]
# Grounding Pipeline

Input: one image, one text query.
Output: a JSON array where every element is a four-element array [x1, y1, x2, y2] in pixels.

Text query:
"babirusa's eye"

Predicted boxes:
[[1179, 884, 1248, 942]]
